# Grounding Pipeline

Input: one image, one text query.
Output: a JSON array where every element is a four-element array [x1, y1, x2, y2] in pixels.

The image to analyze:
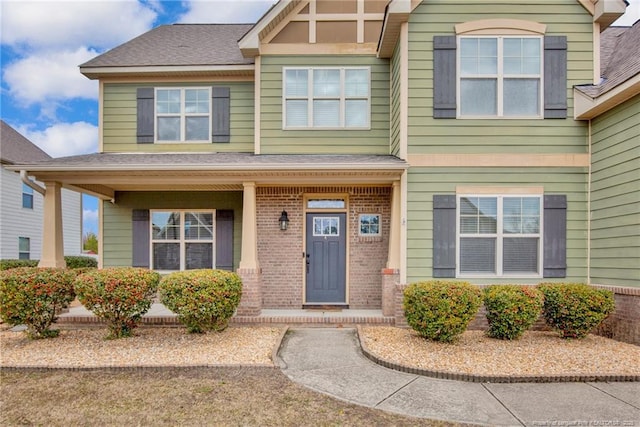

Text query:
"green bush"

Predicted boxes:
[[75, 268, 160, 339], [538, 283, 615, 339], [0, 267, 77, 338], [0, 259, 39, 270], [483, 285, 544, 340], [159, 269, 242, 333], [403, 280, 481, 343], [1, 256, 97, 270], [63, 256, 98, 269]]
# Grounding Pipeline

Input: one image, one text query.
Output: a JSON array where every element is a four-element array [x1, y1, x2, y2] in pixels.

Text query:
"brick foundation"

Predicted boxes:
[[236, 268, 262, 316]]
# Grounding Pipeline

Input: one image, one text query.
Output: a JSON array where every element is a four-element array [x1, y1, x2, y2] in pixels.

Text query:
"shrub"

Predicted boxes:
[[483, 285, 544, 340], [159, 269, 242, 333], [0, 259, 39, 270], [538, 283, 615, 339], [75, 268, 160, 339], [403, 280, 481, 343], [64, 256, 98, 269], [0, 267, 77, 338]]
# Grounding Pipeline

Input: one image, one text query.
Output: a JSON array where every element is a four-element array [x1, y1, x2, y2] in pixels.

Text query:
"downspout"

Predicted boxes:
[[20, 170, 45, 196], [587, 120, 592, 285]]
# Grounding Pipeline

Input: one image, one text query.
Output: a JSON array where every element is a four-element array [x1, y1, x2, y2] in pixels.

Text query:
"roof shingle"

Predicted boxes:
[[0, 120, 51, 164]]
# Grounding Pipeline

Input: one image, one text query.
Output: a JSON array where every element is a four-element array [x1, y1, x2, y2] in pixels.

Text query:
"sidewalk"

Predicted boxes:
[[276, 328, 640, 426]]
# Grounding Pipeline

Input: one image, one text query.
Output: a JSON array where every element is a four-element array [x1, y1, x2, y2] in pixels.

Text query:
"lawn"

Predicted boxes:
[[1, 367, 456, 426]]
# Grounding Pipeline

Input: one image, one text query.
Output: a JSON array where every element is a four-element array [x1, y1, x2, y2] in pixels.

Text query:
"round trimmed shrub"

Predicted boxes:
[[0, 267, 76, 338], [75, 268, 160, 339], [538, 283, 615, 339], [403, 280, 482, 343], [159, 269, 242, 333], [483, 285, 544, 340]]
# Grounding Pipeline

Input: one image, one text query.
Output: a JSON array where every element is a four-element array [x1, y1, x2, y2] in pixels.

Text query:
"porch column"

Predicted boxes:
[[39, 181, 66, 268], [382, 180, 401, 316], [237, 182, 262, 316]]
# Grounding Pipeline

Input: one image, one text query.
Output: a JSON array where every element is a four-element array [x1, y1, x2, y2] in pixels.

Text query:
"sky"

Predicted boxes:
[[1, 0, 639, 238]]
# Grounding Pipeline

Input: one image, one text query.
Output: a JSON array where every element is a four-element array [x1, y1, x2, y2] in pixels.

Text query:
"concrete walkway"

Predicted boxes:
[[276, 328, 640, 426]]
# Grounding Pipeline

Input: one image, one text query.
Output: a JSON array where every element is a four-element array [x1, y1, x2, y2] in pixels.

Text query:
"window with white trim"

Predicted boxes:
[[155, 88, 211, 142], [359, 214, 381, 236], [18, 237, 30, 260], [458, 36, 542, 118], [284, 67, 370, 129], [22, 184, 34, 209], [457, 195, 542, 276], [151, 211, 215, 270]]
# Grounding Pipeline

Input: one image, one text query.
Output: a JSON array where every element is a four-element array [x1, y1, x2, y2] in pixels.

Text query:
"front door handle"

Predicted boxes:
[[306, 253, 310, 273]]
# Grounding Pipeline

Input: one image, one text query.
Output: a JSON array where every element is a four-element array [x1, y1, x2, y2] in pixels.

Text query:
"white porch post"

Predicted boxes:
[[237, 182, 262, 315], [382, 180, 401, 316], [39, 181, 66, 268]]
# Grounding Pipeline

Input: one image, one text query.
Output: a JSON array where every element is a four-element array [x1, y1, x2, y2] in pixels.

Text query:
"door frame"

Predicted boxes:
[[302, 193, 350, 305]]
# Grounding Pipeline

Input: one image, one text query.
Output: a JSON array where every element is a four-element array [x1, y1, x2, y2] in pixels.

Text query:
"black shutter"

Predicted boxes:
[[543, 195, 567, 278], [433, 195, 457, 277], [132, 209, 150, 268], [136, 88, 154, 144], [212, 87, 230, 143], [433, 36, 457, 119], [544, 36, 567, 119], [216, 210, 234, 271]]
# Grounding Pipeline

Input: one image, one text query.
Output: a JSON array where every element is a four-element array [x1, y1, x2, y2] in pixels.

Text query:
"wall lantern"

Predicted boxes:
[[279, 210, 290, 231]]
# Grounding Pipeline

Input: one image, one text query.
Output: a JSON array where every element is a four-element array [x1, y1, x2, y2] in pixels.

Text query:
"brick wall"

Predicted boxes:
[[256, 186, 390, 309]]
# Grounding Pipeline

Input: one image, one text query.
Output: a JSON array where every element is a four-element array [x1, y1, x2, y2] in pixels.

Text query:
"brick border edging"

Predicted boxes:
[[0, 364, 277, 373], [355, 326, 640, 383]]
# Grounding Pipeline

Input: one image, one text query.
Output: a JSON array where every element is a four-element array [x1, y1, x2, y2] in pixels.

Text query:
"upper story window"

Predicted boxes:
[[459, 36, 542, 118], [22, 184, 34, 209], [457, 195, 542, 277], [155, 88, 211, 142], [283, 67, 370, 129]]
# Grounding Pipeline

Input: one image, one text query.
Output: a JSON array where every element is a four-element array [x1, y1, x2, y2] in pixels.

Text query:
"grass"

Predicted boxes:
[[1, 367, 456, 426]]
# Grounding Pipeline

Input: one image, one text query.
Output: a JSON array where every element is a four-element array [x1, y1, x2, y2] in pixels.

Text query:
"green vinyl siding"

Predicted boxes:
[[260, 55, 390, 154], [102, 191, 243, 269], [407, 0, 592, 155], [406, 167, 588, 284], [390, 40, 402, 157], [590, 96, 640, 287], [102, 82, 254, 152]]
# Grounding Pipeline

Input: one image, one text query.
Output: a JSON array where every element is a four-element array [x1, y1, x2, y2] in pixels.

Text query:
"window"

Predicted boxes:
[[313, 217, 340, 236], [457, 195, 542, 276], [18, 237, 30, 260], [155, 88, 211, 142], [359, 214, 381, 236], [151, 211, 215, 270], [22, 184, 33, 209], [284, 67, 370, 129], [458, 36, 542, 118]]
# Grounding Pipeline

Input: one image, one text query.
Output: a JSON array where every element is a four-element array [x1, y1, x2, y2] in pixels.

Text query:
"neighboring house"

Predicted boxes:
[[8, 0, 638, 317], [0, 120, 82, 260]]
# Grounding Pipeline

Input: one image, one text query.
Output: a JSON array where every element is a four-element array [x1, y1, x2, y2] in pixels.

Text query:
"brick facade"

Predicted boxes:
[[256, 186, 390, 309]]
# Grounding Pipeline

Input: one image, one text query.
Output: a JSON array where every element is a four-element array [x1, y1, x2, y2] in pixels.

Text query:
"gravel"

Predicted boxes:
[[2, 324, 639, 379], [359, 326, 640, 377]]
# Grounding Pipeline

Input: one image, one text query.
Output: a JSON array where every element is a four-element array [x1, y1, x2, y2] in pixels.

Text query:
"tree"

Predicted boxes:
[[83, 232, 98, 254]]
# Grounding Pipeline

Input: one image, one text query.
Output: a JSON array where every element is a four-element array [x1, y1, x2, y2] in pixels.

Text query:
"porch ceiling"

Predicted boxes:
[[8, 153, 407, 200]]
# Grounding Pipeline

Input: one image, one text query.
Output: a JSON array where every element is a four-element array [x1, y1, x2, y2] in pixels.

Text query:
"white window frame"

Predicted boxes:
[[22, 183, 34, 209], [18, 237, 30, 260], [283, 67, 371, 130], [456, 36, 543, 119], [456, 195, 543, 278], [155, 87, 212, 143], [359, 213, 381, 236], [150, 210, 216, 272]]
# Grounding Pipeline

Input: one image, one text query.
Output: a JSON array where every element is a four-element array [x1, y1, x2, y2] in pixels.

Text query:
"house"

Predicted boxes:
[[0, 120, 82, 261], [7, 1, 638, 321]]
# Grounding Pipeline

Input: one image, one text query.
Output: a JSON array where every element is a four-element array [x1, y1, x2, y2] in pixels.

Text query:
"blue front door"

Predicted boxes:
[[305, 213, 346, 303]]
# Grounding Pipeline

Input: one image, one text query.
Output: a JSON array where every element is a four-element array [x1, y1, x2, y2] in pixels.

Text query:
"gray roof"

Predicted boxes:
[[0, 120, 51, 164], [9, 152, 408, 171], [576, 21, 640, 97], [81, 24, 255, 69]]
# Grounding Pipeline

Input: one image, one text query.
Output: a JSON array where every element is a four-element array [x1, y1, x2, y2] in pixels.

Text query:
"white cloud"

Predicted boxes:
[[3, 47, 99, 107], [1, 0, 157, 50], [614, 0, 640, 26], [17, 122, 99, 158], [179, 0, 276, 24], [83, 209, 99, 222]]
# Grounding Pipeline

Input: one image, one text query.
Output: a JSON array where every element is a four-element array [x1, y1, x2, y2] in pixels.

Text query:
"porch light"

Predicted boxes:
[[279, 210, 289, 231]]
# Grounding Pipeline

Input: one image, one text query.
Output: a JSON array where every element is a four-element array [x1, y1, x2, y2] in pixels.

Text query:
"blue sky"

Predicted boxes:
[[1, 0, 639, 237]]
